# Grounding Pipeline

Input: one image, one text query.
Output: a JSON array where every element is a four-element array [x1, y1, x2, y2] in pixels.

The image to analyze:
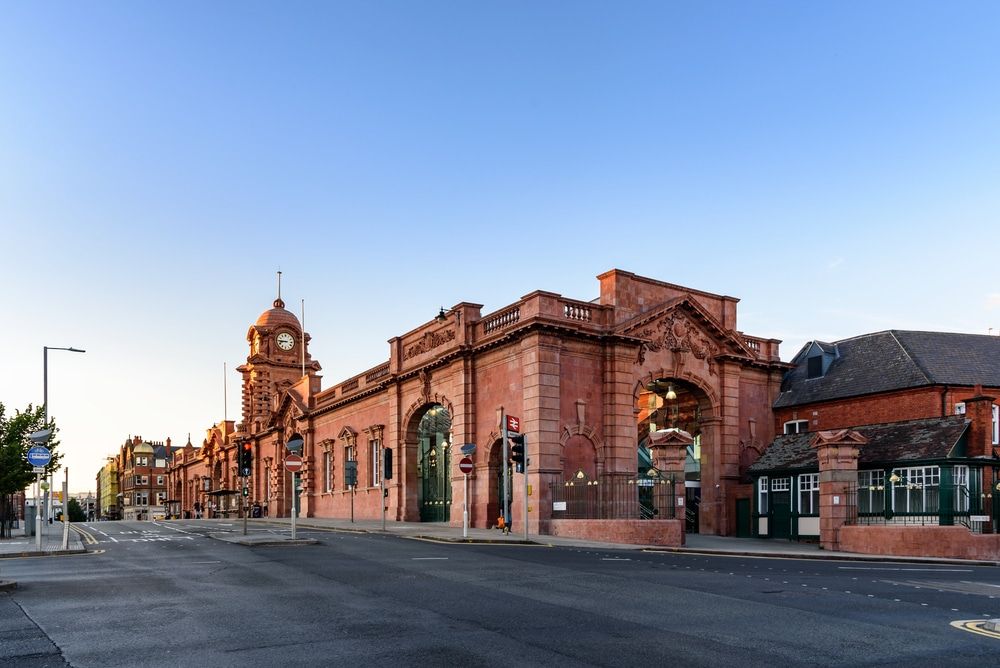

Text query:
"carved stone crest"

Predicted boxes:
[[404, 328, 456, 360], [636, 312, 720, 375]]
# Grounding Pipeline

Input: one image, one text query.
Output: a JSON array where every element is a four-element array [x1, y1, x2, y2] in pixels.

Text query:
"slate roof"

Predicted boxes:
[[746, 415, 970, 475], [775, 330, 1000, 408]]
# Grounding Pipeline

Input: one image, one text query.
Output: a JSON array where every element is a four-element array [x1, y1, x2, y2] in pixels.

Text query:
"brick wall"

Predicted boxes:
[[775, 385, 1000, 434], [839, 525, 1000, 561], [547, 519, 685, 546]]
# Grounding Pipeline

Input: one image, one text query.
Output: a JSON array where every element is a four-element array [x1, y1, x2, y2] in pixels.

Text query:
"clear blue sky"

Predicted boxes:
[[2, 2, 998, 491]]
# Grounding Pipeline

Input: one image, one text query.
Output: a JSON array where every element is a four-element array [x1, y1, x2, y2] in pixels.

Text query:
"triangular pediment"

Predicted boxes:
[[618, 295, 754, 360]]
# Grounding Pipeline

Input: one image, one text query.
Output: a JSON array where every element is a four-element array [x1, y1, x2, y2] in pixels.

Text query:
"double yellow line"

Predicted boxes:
[[951, 619, 1000, 640], [71, 525, 98, 545]]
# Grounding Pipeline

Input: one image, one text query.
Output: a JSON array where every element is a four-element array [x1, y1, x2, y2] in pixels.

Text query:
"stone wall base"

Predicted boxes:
[[839, 525, 1000, 561], [546, 519, 685, 546]]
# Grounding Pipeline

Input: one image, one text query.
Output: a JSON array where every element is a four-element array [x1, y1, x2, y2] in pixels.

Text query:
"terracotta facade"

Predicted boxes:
[[164, 270, 787, 538]]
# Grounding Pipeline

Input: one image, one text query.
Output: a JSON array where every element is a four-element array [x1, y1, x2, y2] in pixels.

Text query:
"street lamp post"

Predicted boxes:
[[42, 346, 85, 548]]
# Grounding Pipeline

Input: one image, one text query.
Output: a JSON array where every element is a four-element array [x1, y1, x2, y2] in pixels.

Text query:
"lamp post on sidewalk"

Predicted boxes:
[[42, 346, 85, 547]]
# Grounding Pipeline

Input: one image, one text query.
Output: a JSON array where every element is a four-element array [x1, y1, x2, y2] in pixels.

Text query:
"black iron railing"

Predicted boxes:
[[844, 483, 984, 529], [549, 476, 676, 520]]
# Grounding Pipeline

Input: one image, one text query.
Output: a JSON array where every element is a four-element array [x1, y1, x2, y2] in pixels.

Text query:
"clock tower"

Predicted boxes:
[[237, 291, 321, 435]]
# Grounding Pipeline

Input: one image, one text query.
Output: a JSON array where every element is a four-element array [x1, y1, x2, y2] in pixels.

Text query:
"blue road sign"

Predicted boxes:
[[27, 446, 52, 467]]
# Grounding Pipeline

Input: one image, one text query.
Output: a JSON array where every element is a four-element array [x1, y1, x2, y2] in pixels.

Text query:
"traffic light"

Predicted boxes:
[[510, 434, 526, 473], [345, 460, 358, 487], [383, 448, 393, 480], [239, 443, 253, 477]]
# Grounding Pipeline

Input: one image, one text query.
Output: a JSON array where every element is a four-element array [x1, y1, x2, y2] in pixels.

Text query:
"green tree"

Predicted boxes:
[[66, 497, 87, 522], [0, 403, 62, 538]]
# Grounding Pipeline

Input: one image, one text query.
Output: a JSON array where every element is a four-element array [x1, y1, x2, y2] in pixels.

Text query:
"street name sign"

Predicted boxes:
[[27, 446, 52, 468]]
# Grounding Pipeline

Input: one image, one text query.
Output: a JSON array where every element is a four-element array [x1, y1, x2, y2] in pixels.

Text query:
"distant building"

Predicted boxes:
[[117, 437, 173, 521], [96, 458, 119, 520]]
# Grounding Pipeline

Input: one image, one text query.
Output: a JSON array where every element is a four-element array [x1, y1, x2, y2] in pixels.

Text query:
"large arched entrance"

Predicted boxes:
[[637, 378, 709, 532], [416, 404, 452, 522]]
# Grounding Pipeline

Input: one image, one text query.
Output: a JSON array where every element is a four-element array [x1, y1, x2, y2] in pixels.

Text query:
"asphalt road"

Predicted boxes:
[[2, 519, 999, 667]]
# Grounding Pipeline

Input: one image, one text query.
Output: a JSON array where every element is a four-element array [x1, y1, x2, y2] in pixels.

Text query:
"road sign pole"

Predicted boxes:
[[380, 443, 386, 532], [242, 475, 248, 536], [35, 473, 42, 550], [523, 452, 529, 542], [291, 471, 297, 540], [501, 409, 509, 527], [62, 467, 70, 550], [463, 472, 469, 539]]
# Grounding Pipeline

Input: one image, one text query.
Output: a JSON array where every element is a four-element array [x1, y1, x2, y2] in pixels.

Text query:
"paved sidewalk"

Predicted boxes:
[[0, 520, 86, 559], [0, 520, 87, 591], [240, 516, 1000, 566]]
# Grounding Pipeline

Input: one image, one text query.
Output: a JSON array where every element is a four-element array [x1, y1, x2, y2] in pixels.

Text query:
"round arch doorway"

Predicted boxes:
[[417, 404, 452, 522], [637, 378, 708, 532]]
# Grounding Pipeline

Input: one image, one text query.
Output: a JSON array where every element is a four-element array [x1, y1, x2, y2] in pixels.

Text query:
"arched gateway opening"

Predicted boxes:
[[414, 404, 452, 522], [637, 378, 710, 532]]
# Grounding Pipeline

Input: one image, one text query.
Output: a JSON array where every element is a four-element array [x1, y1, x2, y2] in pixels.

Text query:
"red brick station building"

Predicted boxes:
[[160, 269, 1000, 559]]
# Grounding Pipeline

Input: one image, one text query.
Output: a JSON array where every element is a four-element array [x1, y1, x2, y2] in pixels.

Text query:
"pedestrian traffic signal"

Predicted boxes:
[[239, 443, 253, 477], [345, 460, 358, 487], [510, 434, 526, 473]]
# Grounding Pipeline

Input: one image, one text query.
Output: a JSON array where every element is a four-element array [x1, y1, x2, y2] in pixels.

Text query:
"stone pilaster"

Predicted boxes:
[[810, 429, 867, 551], [520, 333, 562, 533]]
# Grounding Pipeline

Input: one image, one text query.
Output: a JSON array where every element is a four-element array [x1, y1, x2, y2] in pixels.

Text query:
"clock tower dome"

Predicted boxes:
[[237, 287, 321, 434]]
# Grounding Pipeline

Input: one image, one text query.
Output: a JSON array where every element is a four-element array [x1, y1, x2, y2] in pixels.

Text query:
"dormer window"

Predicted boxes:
[[784, 420, 809, 435], [807, 356, 823, 379]]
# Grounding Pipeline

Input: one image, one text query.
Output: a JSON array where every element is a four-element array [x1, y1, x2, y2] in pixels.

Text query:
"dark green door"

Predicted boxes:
[[736, 498, 751, 537], [772, 492, 792, 539]]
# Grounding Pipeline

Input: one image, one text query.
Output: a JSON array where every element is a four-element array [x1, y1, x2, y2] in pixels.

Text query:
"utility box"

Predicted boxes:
[[23, 504, 35, 536]]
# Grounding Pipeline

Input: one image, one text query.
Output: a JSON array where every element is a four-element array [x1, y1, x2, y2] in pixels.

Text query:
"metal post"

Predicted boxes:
[[291, 472, 297, 540], [380, 444, 386, 532], [523, 444, 529, 542], [62, 468, 70, 549], [35, 474, 42, 550], [501, 409, 510, 527], [463, 472, 469, 539], [242, 475, 248, 536]]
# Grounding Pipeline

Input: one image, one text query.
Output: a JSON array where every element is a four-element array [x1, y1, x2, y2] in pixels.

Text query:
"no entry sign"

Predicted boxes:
[[458, 457, 473, 474], [284, 454, 303, 472]]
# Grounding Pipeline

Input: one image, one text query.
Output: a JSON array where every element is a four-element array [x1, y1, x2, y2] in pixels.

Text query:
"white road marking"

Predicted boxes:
[[838, 567, 973, 572], [412, 557, 448, 560]]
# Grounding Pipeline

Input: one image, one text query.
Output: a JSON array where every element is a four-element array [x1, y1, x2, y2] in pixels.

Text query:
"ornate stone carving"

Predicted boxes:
[[404, 329, 456, 360], [635, 312, 720, 374]]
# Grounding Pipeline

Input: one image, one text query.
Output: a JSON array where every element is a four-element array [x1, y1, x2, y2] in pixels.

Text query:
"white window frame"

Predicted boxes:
[[323, 451, 332, 492], [857, 470, 885, 514], [370, 439, 381, 487], [993, 404, 998, 445], [771, 477, 790, 492], [954, 465, 970, 512], [798, 473, 819, 515], [136, 456, 148, 467], [135, 492, 149, 506], [156, 475, 164, 486], [954, 402, 966, 415], [783, 420, 809, 435], [758, 476, 769, 514], [890, 465, 940, 513]]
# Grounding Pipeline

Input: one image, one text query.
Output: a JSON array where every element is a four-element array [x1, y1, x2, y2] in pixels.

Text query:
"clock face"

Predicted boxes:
[[276, 332, 295, 351]]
